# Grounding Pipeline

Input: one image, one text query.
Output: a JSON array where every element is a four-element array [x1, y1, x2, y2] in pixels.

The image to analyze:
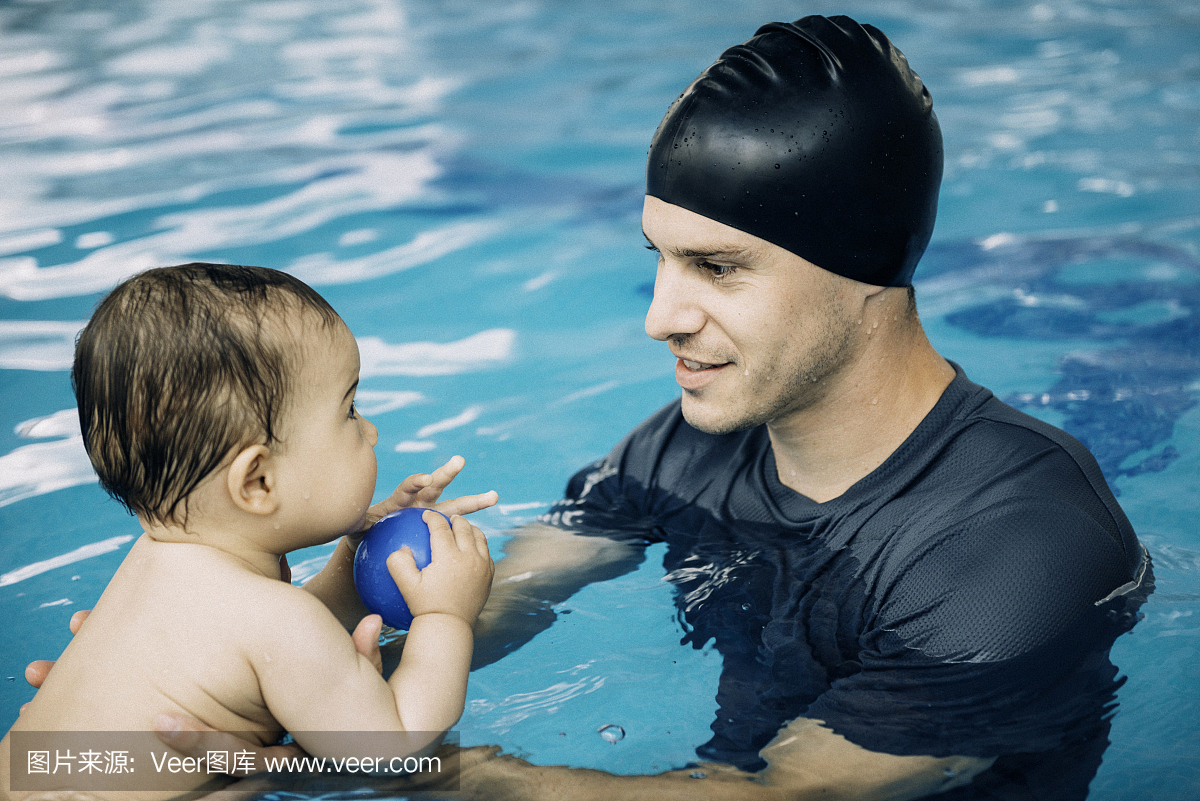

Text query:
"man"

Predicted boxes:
[[27, 15, 1150, 801], [455, 16, 1151, 799]]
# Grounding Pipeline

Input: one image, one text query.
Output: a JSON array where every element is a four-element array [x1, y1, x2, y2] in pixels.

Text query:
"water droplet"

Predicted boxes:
[[597, 724, 625, 743], [741, 602, 752, 611], [690, 771, 707, 779], [303, 492, 310, 500], [943, 768, 957, 778], [774, 163, 781, 169], [274, 523, 281, 530]]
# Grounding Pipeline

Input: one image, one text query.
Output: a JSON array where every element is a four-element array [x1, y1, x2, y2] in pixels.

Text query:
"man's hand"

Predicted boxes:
[[151, 711, 306, 764], [351, 612, 384, 675], [21, 609, 90, 713]]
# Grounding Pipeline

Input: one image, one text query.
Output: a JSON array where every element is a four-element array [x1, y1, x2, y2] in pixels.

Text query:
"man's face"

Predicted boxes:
[[642, 195, 865, 435]]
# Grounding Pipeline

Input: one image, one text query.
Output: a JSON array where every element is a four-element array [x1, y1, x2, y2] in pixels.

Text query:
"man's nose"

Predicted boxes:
[[644, 261, 705, 342]]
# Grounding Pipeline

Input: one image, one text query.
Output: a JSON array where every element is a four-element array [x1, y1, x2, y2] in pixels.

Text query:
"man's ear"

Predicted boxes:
[[227, 445, 279, 515]]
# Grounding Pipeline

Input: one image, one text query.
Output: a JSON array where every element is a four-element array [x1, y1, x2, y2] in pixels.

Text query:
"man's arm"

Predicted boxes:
[[454, 716, 994, 801], [471, 522, 645, 668], [150, 710, 994, 800]]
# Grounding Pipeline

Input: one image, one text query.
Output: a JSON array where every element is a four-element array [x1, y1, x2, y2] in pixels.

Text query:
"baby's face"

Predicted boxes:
[[271, 319, 379, 546]]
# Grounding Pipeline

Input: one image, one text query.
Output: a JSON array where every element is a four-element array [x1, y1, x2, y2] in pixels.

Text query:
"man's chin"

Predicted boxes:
[[680, 394, 756, 436]]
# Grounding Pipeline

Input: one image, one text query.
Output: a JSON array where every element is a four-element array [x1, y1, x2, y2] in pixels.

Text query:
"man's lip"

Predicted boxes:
[[674, 357, 730, 390], [681, 357, 716, 370]]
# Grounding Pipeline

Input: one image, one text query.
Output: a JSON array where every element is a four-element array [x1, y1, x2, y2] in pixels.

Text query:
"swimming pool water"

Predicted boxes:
[[2, 1, 1198, 797]]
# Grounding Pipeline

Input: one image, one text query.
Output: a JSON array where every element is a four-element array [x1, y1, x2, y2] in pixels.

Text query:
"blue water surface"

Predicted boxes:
[[1, 1, 1198, 798]]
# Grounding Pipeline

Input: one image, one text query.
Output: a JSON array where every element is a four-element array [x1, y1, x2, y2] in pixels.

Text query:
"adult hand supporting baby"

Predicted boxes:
[[21, 609, 90, 712]]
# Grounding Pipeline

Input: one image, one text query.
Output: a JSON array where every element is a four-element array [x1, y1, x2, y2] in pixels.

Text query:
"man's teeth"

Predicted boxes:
[[683, 359, 713, 371]]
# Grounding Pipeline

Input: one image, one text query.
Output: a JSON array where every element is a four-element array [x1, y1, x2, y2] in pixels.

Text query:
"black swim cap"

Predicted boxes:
[[646, 16, 942, 287]]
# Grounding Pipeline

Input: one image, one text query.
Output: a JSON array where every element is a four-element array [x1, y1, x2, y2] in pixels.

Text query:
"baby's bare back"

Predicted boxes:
[[2, 535, 296, 799], [15, 535, 284, 737]]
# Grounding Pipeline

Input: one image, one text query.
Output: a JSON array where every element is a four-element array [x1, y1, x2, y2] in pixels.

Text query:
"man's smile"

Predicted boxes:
[[681, 358, 720, 371], [674, 353, 733, 390]]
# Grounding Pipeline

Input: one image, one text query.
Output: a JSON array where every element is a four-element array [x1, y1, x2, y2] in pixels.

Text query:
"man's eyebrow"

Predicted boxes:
[[342, 379, 359, 403], [641, 230, 752, 260]]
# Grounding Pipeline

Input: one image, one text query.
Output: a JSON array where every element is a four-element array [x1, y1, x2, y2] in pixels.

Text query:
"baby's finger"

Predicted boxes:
[[400, 472, 433, 493], [427, 455, 466, 490], [422, 509, 457, 555], [365, 474, 433, 525], [415, 456, 465, 505], [434, 490, 499, 517], [386, 547, 421, 593], [471, 524, 492, 562], [449, 515, 482, 554]]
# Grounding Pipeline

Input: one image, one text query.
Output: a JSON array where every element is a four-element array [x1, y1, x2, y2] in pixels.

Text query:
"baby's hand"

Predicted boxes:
[[364, 456, 498, 533], [386, 511, 495, 627]]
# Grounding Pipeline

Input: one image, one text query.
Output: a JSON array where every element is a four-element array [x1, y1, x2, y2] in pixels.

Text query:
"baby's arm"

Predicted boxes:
[[384, 511, 494, 730], [255, 512, 493, 751]]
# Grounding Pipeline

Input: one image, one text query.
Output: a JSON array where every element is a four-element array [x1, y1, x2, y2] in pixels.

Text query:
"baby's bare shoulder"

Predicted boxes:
[[96, 539, 337, 657]]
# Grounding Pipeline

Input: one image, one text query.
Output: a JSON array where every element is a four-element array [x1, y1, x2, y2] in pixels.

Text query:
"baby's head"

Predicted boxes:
[[73, 262, 357, 528]]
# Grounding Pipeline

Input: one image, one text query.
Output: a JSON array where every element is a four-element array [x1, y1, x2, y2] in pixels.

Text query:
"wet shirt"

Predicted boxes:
[[543, 366, 1151, 799]]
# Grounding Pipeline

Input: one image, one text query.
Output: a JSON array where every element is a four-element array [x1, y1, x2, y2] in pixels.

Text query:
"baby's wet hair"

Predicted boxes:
[[72, 263, 342, 525]]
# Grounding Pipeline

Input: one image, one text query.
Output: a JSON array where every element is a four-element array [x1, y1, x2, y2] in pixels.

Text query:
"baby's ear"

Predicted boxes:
[[227, 445, 278, 515]]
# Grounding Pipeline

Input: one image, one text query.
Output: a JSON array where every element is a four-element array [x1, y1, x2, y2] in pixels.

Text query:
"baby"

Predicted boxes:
[[1, 263, 495, 799]]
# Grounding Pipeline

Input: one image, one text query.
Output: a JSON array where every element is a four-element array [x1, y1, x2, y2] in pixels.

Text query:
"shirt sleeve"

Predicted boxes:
[[539, 401, 685, 539]]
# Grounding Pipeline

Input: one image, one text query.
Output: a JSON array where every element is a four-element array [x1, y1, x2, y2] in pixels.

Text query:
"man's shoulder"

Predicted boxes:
[[869, 384, 1144, 596], [949, 392, 1130, 531], [912, 371, 1124, 517]]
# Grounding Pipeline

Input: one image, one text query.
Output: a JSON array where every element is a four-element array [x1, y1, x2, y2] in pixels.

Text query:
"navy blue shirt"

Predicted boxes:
[[543, 366, 1151, 799]]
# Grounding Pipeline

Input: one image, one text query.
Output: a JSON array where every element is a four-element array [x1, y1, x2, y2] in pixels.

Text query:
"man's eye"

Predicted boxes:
[[348, 401, 358, 419], [699, 260, 736, 279]]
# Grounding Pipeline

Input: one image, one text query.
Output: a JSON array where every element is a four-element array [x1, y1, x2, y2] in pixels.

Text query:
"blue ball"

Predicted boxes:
[[353, 507, 449, 630]]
